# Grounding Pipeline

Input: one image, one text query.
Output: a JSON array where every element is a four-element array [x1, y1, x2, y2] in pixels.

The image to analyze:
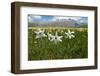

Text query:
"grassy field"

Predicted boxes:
[[28, 27, 88, 60]]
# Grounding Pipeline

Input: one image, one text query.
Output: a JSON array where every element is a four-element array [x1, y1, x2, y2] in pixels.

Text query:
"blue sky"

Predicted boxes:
[[28, 15, 88, 23], [41, 16, 53, 21]]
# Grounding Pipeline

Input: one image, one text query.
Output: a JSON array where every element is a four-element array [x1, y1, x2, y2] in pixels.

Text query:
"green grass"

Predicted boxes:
[[28, 27, 88, 60]]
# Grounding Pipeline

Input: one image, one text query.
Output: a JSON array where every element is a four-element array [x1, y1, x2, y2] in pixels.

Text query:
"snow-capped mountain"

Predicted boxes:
[[28, 17, 88, 28]]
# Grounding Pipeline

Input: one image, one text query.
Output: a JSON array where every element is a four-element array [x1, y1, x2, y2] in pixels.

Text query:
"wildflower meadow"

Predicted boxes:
[[28, 27, 88, 60]]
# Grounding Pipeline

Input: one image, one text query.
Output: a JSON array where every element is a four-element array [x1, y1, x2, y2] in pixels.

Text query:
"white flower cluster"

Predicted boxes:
[[34, 29, 75, 44]]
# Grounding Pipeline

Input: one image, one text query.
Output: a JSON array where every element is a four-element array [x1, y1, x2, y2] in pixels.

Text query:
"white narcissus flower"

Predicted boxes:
[[65, 29, 75, 39], [49, 32, 63, 44], [34, 29, 47, 39], [47, 32, 53, 41]]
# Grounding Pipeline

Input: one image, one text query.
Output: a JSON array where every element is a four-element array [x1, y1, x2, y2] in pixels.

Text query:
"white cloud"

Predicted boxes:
[[51, 17, 67, 21], [28, 15, 42, 23], [51, 16, 81, 21], [33, 16, 42, 19], [55, 17, 69, 20], [28, 16, 33, 22], [57, 17, 69, 20], [68, 17, 81, 21]]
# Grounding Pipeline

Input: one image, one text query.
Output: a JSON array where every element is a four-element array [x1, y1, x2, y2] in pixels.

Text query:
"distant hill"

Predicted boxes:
[[28, 18, 88, 28]]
